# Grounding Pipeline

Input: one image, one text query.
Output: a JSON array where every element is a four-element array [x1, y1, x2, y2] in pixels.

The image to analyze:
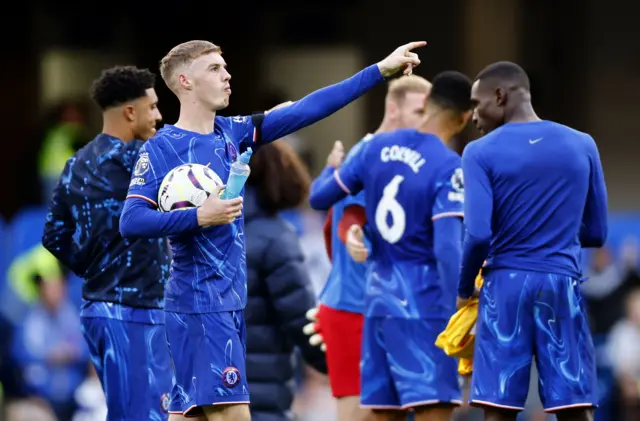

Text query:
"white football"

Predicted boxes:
[[158, 164, 224, 212]]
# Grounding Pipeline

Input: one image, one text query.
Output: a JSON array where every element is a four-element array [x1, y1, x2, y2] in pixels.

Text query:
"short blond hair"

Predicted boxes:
[[387, 75, 432, 103], [159, 40, 222, 92]]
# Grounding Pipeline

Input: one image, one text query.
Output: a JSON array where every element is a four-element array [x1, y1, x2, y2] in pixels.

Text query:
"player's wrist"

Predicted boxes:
[[196, 207, 210, 227]]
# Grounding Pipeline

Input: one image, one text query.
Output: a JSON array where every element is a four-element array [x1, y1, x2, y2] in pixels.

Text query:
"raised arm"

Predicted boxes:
[[257, 42, 426, 144], [579, 135, 608, 248]]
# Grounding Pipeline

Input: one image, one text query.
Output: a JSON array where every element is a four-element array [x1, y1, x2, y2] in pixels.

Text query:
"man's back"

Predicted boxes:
[[43, 134, 169, 311], [341, 128, 463, 318], [466, 120, 600, 277], [464, 120, 606, 412]]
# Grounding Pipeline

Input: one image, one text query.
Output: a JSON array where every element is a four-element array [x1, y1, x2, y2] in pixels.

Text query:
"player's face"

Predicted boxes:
[[189, 52, 232, 111], [397, 91, 428, 128], [471, 80, 503, 135], [131, 88, 162, 140]]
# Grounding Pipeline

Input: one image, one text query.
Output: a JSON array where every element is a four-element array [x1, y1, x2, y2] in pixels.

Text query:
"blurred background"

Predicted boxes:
[[1, 0, 640, 419]]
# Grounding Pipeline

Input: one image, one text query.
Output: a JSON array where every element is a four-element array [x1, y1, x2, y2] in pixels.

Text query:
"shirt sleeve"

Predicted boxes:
[[42, 158, 78, 271], [432, 164, 465, 221], [579, 135, 608, 247], [125, 141, 164, 208], [458, 142, 493, 298]]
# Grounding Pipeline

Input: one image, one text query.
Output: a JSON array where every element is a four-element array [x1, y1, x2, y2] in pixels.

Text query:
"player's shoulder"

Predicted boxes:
[[544, 120, 590, 137], [216, 115, 250, 132]]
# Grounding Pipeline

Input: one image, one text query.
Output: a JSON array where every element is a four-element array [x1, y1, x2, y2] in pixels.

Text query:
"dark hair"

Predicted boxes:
[[247, 142, 311, 216], [429, 71, 473, 113], [475, 61, 530, 91], [90, 65, 156, 110]]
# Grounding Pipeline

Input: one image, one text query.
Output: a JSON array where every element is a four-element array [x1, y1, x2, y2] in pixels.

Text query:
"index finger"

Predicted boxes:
[[402, 41, 427, 52]]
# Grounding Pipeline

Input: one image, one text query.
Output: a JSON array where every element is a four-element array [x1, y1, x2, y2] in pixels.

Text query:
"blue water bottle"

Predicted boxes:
[[220, 148, 253, 200]]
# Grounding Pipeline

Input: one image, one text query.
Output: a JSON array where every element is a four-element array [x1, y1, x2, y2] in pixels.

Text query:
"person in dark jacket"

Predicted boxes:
[[244, 141, 328, 421]]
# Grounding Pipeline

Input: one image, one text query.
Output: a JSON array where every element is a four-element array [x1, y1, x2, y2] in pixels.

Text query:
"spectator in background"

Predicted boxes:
[[243, 141, 328, 421], [582, 240, 640, 335], [11, 272, 88, 421], [37, 101, 89, 204], [608, 287, 640, 421]]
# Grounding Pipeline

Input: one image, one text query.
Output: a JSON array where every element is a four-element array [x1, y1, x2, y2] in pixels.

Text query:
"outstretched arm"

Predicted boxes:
[[256, 42, 426, 144]]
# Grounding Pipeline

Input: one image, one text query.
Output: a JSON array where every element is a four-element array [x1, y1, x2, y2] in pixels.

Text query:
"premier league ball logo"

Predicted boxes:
[[222, 366, 241, 388]]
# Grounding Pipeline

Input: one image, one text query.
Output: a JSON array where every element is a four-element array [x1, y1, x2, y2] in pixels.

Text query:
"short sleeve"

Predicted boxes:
[[432, 164, 465, 221], [334, 137, 371, 196], [126, 142, 164, 208]]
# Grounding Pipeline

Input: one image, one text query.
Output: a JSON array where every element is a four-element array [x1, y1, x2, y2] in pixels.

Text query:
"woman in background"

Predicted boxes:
[[243, 141, 328, 421]]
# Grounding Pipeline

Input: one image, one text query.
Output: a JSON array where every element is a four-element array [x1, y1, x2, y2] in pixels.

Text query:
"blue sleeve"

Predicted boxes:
[[433, 217, 463, 293], [42, 159, 77, 271], [119, 198, 199, 239], [120, 140, 201, 238], [255, 65, 384, 145], [308, 142, 368, 210], [580, 135, 608, 248], [458, 143, 493, 298], [432, 165, 465, 221], [125, 142, 163, 207]]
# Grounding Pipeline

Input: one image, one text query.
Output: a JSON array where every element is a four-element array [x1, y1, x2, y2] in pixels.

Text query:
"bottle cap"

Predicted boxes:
[[239, 147, 253, 164]]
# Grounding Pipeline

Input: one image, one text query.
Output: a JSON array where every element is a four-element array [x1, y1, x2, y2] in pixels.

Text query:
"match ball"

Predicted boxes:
[[158, 164, 223, 212]]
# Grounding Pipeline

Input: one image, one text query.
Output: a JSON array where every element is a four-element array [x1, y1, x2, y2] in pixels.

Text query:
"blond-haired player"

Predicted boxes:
[[305, 74, 432, 421], [120, 40, 426, 421]]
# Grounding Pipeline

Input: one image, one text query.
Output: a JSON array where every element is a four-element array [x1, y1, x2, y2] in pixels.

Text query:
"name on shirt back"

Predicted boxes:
[[380, 145, 425, 173]]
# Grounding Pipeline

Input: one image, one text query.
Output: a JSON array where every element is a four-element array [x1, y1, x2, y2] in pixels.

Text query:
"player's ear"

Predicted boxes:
[[178, 73, 192, 90], [123, 104, 136, 123], [386, 99, 398, 119], [460, 110, 472, 127], [495, 87, 507, 106]]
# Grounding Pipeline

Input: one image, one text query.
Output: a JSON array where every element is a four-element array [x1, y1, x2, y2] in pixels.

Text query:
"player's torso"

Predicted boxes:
[[68, 135, 169, 308], [361, 129, 457, 319], [482, 121, 590, 276], [320, 196, 368, 313], [150, 123, 247, 314]]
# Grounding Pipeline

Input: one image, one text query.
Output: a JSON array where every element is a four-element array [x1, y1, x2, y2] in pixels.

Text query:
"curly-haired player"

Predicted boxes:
[[43, 65, 171, 421]]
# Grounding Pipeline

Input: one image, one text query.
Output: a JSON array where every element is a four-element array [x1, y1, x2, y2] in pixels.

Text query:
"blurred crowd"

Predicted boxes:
[[0, 99, 639, 421]]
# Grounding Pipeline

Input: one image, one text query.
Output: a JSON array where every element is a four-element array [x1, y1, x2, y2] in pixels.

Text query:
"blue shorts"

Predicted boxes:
[[166, 311, 249, 417], [361, 317, 462, 409], [470, 269, 598, 412], [81, 317, 172, 421]]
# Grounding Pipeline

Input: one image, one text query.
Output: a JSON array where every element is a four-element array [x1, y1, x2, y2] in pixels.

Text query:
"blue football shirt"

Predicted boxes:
[[125, 117, 258, 314], [459, 120, 608, 294], [334, 129, 464, 319]]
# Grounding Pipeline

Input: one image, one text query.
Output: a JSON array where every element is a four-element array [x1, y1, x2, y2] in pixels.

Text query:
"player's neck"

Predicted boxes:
[[375, 117, 395, 134], [174, 101, 216, 135], [101, 115, 134, 143], [419, 115, 455, 145], [506, 99, 540, 124]]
